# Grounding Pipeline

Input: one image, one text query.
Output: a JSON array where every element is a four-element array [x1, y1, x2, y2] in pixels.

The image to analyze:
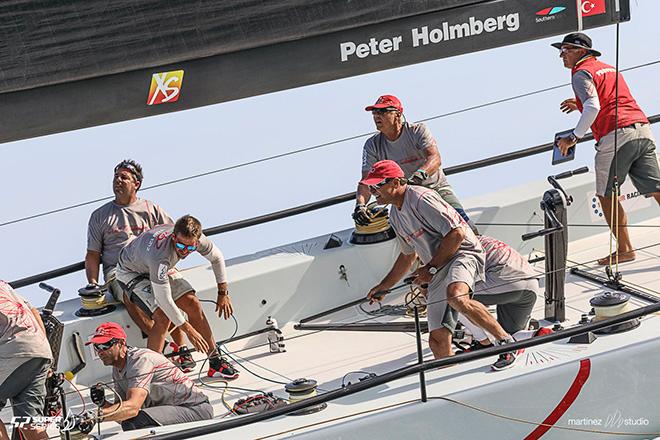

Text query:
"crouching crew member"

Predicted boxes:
[[116, 215, 238, 379], [85, 322, 213, 431], [459, 235, 539, 350]]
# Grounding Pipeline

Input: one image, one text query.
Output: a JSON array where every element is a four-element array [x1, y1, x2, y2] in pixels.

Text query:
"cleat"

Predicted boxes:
[[208, 356, 239, 380]]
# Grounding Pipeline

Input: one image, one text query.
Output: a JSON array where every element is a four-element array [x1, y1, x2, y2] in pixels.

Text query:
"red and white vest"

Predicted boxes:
[[572, 57, 648, 142]]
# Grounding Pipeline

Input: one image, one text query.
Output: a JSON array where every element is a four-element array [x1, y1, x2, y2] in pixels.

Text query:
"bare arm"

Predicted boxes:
[[419, 145, 441, 175], [367, 252, 417, 301], [100, 387, 148, 423], [355, 169, 372, 206], [411, 227, 465, 284], [85, 250, 102, 284]]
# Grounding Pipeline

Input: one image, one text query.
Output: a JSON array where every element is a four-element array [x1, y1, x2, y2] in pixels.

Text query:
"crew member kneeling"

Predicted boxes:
[[85, 322, 213, 431]]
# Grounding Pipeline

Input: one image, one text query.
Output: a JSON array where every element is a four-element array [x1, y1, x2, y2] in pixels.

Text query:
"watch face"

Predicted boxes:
[[428, 266, 438, 275]]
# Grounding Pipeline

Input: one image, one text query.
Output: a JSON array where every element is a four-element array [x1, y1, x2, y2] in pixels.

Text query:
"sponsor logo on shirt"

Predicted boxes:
[[157, 264, 169, 282], [147, 70, 184, 105]]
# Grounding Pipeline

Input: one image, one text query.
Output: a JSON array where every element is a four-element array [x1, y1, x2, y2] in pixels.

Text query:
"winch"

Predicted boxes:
[[75, 283, 116, 317], [284, 378, 326, 415], [350, 203, 396, 245], [589, 291, 640, 334]]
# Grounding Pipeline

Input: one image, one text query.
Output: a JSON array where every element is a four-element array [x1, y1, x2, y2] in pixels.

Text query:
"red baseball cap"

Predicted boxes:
[[359, 160, 405, 186], [85, 322, 127, 345], [365, 95, 403, 113]]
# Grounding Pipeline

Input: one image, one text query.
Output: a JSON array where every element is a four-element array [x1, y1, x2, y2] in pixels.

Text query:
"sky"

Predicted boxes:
[[2, 0, 659, 305]]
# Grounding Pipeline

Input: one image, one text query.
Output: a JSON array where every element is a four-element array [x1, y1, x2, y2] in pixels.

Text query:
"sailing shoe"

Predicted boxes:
[[455, 340, 492, 355], [491, 348, 524, 372], [175, 346, 197, 373], [208, 356, 239, 380]]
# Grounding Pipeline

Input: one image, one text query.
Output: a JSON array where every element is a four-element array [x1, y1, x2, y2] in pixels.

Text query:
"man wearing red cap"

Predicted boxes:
[[553, 33, 660, 265], [354, 95, 476, 233], [83, 322, 213, 431], [363, 161, 521, 371]]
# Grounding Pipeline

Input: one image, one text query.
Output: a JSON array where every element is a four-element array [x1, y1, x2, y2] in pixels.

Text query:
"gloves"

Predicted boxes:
[[408, 169, 429, 185], [71, 411, 96, 434], [352, 204, 372, 226]]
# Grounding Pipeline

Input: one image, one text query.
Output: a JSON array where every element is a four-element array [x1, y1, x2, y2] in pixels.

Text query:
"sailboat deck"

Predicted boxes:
[[7, 219, 657, 439]]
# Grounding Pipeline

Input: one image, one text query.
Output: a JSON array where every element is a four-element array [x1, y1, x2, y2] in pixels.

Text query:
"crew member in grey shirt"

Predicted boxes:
[[363, 160, 521, 371], [85, 160, 180, 343], [354, 95, 476, 233], [458, 235, 538, 351], [0, 280, 52, 440], [84, 322, 212, 431], [116, 215, 238, 379]]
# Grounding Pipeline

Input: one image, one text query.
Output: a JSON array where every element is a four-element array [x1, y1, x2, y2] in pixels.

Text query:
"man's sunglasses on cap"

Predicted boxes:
[[94, 338, 120, 352], [175, 242, 197, 252], [114, 161, 142, 182]]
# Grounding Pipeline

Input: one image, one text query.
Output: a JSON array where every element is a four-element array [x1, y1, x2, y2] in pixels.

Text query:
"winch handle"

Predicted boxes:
[[553, 166, 589, 180], [39, 283, 61, 317]]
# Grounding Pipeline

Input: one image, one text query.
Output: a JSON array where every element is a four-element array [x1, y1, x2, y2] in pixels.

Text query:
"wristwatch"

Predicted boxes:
[[568, 132, 578, 144], [427, 265, 438, 276]]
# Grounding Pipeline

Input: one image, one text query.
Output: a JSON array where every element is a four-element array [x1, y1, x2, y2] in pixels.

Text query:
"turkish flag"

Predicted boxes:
[[581, 0, 606, 17]]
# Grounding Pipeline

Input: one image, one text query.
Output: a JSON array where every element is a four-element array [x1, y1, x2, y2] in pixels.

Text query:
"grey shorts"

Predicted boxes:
[[104, 267, 125, 304], [473, 283, 538, 334], [0, 357, 50, 419], [427, 256, 481, 333], [135, 400, 213, 429], [595, 123, 660, 197], [116, 267, 194, 318]]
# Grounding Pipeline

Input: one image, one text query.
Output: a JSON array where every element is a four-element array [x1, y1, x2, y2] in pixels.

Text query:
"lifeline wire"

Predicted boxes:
[[2, 59, 659, 229]]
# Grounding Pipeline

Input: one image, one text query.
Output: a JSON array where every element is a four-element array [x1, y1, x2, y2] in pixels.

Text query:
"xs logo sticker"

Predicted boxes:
[[147, 70, 184, 105]]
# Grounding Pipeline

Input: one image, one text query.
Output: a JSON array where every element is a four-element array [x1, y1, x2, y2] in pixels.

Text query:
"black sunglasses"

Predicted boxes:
[[369, 178, 394, 191], [371, 108, 397, 115], [94, 339, 119, 352]]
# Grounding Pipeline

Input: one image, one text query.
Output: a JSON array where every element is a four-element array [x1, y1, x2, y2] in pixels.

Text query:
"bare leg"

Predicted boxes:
[[429, 328, 453, 359], [597, 195, 636, 265], [176, 292, 216, 355], [19, 426, 49, 440], [0, 423, 8, 440], [123, 292, 154, 335], [447, 282, 508, 341], [147, 309, 171, 353]]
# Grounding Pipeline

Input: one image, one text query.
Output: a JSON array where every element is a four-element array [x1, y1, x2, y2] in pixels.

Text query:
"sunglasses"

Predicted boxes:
[[174, 242, 197, 252], [371, 108, 397, 115], [93, 339, 119, 352], [369, 178, 393, 191], [559, 46, 580, 53]]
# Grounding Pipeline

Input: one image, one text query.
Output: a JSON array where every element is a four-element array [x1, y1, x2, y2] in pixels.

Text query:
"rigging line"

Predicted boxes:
[[429, 396, 660, 437], [475, 222, 660, 228], [3, 60, 660, 230]]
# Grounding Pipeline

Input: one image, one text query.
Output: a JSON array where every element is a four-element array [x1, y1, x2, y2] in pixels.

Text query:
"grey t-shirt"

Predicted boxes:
[[389, 186, 483, 270], [361, 122, 449, 188], [87, 198, 172, 277], [478, 235, 536, 289], [117, 224, 226, 285], [113, 347, 208, 410], [0, 281, 53, 385]]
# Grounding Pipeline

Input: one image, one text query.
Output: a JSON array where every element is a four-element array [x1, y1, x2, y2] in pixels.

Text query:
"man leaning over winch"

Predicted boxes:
[[353, 94, 477, 234], [363, 160, 522, 371], [115, 215, 239, 379], [79, 322, 213, 432]]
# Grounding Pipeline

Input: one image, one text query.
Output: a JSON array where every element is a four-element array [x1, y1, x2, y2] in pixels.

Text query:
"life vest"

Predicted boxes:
[[572, 57, 648, 142]]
